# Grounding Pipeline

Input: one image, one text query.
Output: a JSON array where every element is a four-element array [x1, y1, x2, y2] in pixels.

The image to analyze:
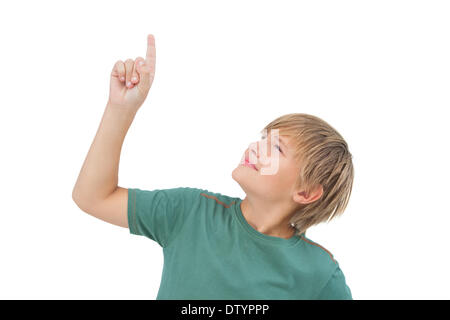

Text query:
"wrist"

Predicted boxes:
[[106, 101, 139, 116]]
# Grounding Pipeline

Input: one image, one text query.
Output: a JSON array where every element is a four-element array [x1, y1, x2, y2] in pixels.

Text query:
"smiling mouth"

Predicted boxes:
[[243, 159, 258, 171]]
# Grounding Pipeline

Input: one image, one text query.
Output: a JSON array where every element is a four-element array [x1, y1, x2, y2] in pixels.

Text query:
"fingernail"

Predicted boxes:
[[120, 76, 125, 81], [127, 81, 132, 87], [132, 77, 137, 82], [139, 61, 144, 66]]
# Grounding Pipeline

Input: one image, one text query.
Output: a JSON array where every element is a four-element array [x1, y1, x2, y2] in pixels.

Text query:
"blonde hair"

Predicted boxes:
[[262, 113, 354, 236]]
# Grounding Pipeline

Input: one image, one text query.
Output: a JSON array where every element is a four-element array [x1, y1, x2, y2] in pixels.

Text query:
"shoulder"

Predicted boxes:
[[132, 186, 209, 206], [198, 189, 240, 209], [300, 234, 338, 265], [149, 186, 239, 211], [300, 235, 344, 290]]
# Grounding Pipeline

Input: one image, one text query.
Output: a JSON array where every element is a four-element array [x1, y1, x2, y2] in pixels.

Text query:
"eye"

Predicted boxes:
[[275, 145, 282, 153], [261, 135, 283, 154]]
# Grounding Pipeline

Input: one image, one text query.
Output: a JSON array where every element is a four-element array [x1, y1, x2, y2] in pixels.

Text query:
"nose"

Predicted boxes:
[[249, 138, 272, 159], [251, 149, 258, 161], [253, 143, 259, 158], [249, 140, 266, 160]]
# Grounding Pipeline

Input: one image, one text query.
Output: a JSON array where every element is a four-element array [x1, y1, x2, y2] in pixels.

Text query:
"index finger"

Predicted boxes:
[[145, 34, 156, 62]]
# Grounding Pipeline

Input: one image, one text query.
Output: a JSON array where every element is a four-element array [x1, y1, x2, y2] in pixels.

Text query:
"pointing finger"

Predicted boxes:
[[145, 34, 156, 63]]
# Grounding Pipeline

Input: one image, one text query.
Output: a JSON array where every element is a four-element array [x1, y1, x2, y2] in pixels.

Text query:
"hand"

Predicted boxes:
[[108, 34, 156, 111]]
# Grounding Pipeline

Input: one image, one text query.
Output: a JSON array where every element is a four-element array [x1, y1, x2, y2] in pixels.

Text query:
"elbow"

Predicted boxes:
[[72, 188, 90, 213], [72, 191, 84, 212], [72, 187, 81, 205]]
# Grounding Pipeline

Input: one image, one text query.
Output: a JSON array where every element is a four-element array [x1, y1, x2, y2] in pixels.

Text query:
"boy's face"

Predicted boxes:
[[232, 130, 301, 202]]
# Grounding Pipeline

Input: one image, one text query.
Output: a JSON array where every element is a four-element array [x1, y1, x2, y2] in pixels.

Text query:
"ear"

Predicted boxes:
[[293, 184, 323, 205]]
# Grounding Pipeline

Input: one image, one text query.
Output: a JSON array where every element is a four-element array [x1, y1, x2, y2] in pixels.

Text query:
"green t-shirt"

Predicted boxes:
[[127, 187, 352, 300]]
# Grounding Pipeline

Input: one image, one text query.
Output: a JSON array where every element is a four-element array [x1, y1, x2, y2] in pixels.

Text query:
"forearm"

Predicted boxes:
[[72, 102, 137, 207]]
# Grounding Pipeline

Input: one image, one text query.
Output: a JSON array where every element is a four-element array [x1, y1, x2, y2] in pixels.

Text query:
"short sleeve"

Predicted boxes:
[[127, 187, 203, 248], [316, 266, 353, 300]]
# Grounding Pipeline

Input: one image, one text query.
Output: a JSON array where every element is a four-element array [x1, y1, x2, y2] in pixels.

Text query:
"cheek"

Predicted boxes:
[[261, 162, 297, 185], [258, 155, 285, 175], [257, 163, 285, 183]]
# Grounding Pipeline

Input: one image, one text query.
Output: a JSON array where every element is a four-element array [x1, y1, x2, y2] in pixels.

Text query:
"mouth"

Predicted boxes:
[[244, 160, 258, 171], [242, 153, 258, 171]]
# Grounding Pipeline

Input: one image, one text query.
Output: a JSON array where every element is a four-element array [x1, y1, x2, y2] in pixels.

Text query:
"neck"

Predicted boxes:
[[240, 196, 296, 239]]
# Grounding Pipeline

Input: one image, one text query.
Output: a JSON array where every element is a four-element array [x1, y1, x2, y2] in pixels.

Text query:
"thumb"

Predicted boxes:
[[135, 58, 154, 93]]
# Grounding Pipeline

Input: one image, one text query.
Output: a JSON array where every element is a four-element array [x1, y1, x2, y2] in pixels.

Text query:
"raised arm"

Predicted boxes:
[[72, 34, 156, 228]]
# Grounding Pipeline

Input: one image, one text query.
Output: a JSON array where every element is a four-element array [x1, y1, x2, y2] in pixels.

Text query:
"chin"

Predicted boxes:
[[231, 165, 255, 193], [231, 166, 241, 183]]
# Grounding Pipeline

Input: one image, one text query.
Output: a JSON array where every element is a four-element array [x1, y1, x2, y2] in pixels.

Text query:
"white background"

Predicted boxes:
[[1, 0, 449, 299]]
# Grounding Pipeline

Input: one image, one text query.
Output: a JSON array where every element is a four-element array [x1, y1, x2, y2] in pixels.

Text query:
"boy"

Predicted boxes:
[[72, 34, 354, 300]]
